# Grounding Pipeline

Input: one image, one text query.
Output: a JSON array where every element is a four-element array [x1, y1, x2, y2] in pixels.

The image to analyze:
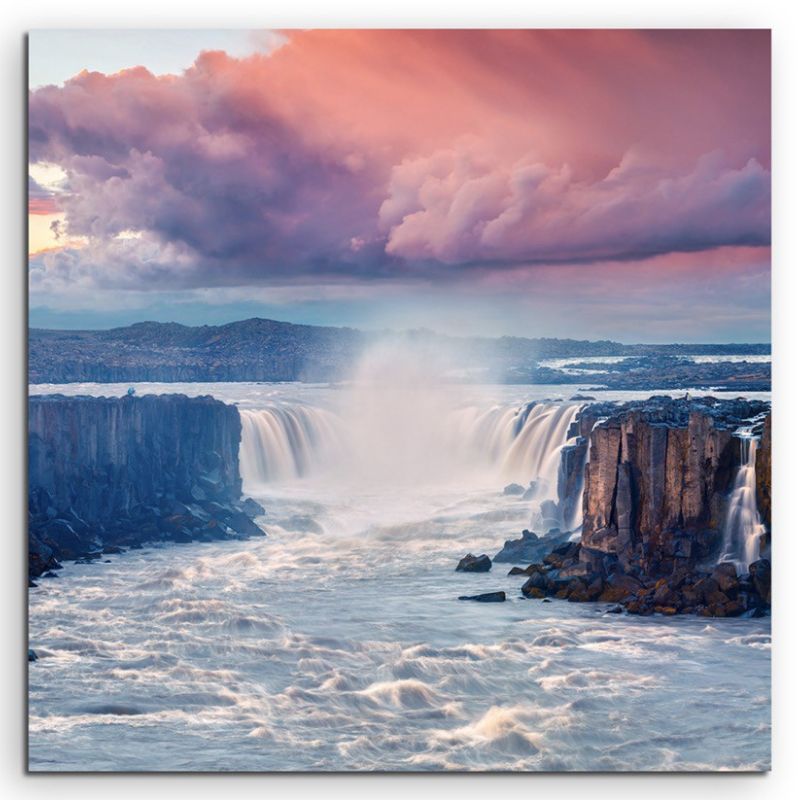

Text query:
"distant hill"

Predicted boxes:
[[28, 317, 771, 385]]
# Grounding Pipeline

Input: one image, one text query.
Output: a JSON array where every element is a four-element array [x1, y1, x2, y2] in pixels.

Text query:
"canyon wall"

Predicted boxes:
[[575, 398, 769, 578], [28, 394, 263, 579], [756, 413, 771, 531], [511, 398, 772, 617]]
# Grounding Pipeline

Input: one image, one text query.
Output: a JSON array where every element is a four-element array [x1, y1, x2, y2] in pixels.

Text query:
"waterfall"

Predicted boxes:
[[239, 405, 343, 487], [565, 436, 591, 539], [719, 435, 766, 574], [239, 399, 583, 500]]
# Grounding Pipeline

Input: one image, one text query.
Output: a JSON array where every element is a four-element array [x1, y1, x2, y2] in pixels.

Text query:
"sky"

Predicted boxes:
[[27, 29, 771, 343]]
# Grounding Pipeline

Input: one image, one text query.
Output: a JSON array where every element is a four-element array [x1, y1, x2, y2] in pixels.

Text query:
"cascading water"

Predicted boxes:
[[240, 397, 583, 529], [239, 405, 343, 487], [719, 434, 766, 574]]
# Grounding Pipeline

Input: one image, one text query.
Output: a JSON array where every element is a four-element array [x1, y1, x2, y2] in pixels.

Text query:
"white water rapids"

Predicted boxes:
[[27, 378, 771, 771]]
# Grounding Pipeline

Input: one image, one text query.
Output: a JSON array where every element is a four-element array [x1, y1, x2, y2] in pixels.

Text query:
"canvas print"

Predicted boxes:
[[27, 29, 771, 772]]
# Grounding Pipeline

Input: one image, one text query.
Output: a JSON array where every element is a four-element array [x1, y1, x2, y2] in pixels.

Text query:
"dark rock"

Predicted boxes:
[[521, 584, 545, 599], [225, 511, 266, 539], [28, 649, 38, 662], [503, 483, 525, 496], [493, 530, 543, 564], [538, 500, 561, 531], [458, 591, 506, 603], [711, 562, 740, 595], [749, 559, 771, 604], [579, 397, 768, 581], [543, 541, 580, 569], [507, 566, 529, 576], [240, 497, 266, 518], [456, 553, 492, 573], [37, 519, 85, 560], [755, 415, 771, 530], [42, 571, 59, 578], [28, 394, 247, 577], [598, 573, 641, 603], [521, 571, 548, 598]]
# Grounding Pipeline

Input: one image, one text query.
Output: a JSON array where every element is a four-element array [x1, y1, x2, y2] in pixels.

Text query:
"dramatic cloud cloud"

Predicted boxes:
[[380, 147, 769, 264], [28, 29, 770, 294]]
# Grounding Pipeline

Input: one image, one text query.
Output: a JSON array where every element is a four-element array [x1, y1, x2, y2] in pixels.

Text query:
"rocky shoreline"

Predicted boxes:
[[28, 394, 265, 582], [457, 396, 772, 617]]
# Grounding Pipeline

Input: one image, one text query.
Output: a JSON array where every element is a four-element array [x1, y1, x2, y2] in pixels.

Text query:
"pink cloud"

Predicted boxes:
[[380, 147, 769, 264], [28, 29, 770, 292]]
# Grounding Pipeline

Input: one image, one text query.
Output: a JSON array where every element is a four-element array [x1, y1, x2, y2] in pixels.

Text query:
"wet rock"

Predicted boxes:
[[711, 562, 740, 595], [598, 573, 641, 603], [653, 605, 678, 616], [538, 500, 562, 531], [755, 415, 771, 530], [28, 394, 254, 577], [28, 649, 38, 662], [225, 511, 266, 539], [520, 571, 549, 598], [749, 559, 771, 604], [503, 483, 525, 496], [456, 553, 492, 573], [543, 541, 580, 569], [240, 497, 266, 518], [458, 591, 506, 603], [521, 584, 545, 599], [577, 397, 769, 583], [37, 519, 85, 560], [507, 566, 530, 576], [493, 530, 542, 564]]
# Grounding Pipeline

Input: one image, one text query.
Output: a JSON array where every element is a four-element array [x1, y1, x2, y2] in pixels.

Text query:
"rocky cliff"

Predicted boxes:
[[756, 413, 771, 530], [499, 397, 772, 617], [28, 394, 264, 580], [577, 397, 769, 577]]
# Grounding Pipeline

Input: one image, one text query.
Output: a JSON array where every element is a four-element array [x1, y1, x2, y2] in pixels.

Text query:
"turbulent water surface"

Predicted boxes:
[[28, 380, 771, 771]]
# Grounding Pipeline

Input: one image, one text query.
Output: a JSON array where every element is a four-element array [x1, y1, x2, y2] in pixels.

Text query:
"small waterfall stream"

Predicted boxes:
[[719, 434, 766, 574]]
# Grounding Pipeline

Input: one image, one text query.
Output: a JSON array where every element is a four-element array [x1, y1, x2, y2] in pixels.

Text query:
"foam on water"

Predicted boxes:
[[28, 379, 771, 771]]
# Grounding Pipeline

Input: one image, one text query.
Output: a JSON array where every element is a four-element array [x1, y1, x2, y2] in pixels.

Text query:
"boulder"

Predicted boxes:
[[225, 511, 266, 539], [521, 571, 548, 598], [28, 649, 38, 663], [240, 497, 266, 518], [38, 519, 86, 560], [521, 584, 545, 599], [711, 562, 740, 595], [493, 530, 543, 564], [598, 573, 641, 603], [456, 553, 492, 573], [458, 591, 506, 603], [503, 483, 525, 496]]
